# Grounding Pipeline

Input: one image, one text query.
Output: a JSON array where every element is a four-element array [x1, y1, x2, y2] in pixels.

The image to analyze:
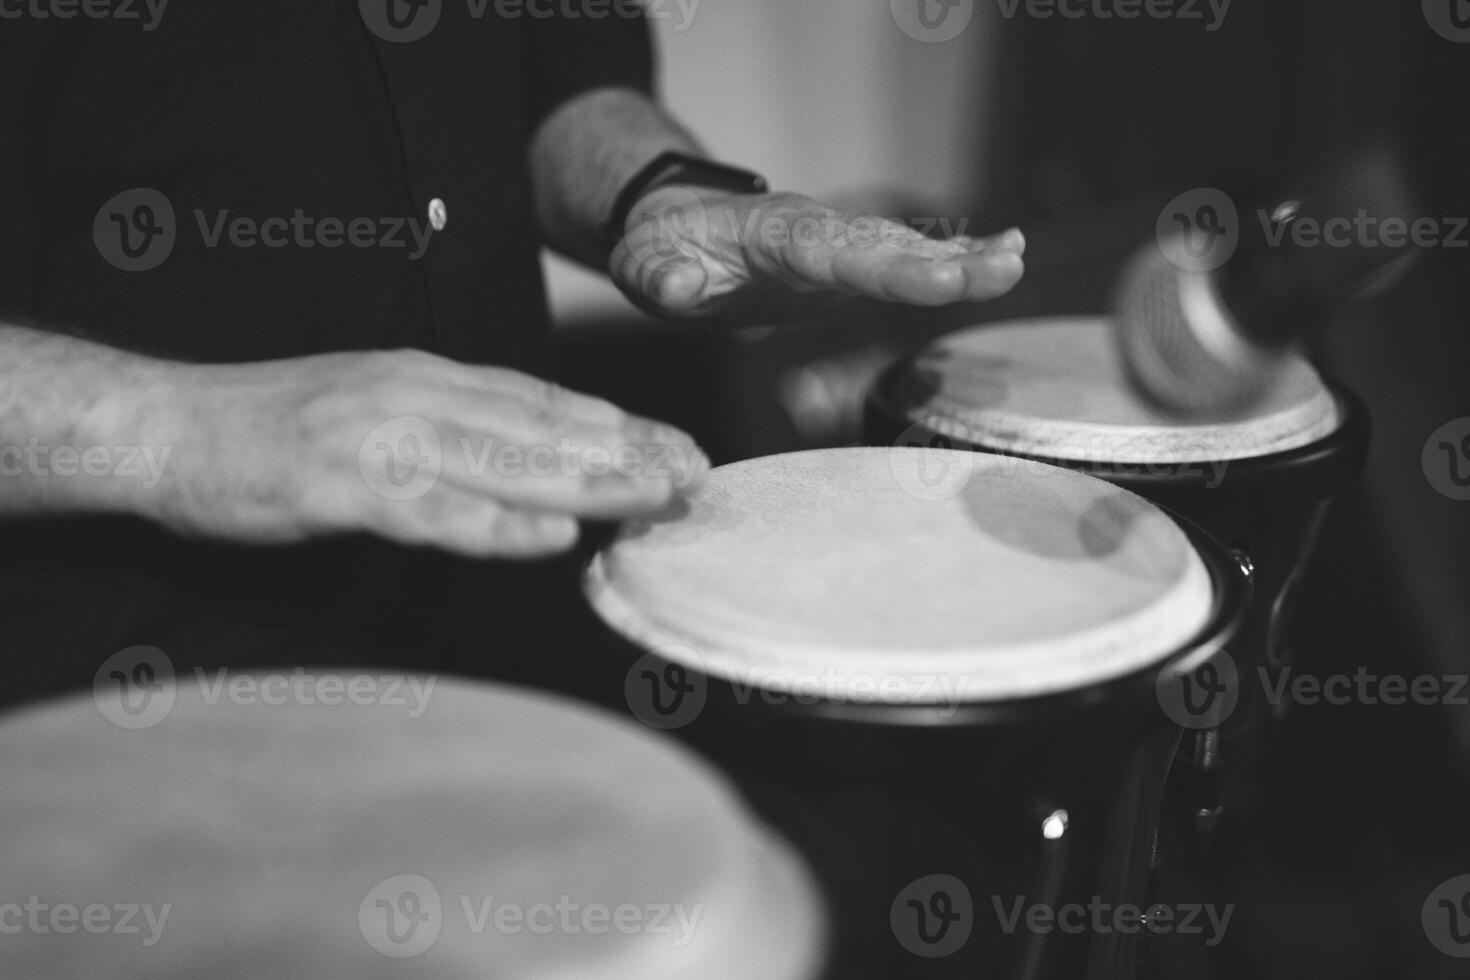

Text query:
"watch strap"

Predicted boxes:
[[606, 152, 768, 248]]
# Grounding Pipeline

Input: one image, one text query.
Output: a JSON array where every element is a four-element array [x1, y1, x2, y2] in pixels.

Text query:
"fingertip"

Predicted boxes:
[[649, 260, 709, 312], [672, 445, 711, 491], [533, 513, 581, 551], [971, 247, 1025, 296], [997, 227, 1027, 256], [928, 260, 969, 292], [496, 513, 581, 558]]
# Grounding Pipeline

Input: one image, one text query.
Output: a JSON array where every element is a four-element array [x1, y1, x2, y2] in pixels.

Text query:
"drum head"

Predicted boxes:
[[894, 317, 1341, 464], [586, 448, 1215, 704], [0, 678, 824, 980]]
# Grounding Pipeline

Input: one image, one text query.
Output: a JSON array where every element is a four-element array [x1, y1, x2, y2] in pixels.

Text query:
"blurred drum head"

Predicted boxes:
[[0, 679, 825, 980], [896, 317, 1341, 464], [585, 448, 1215, 705]]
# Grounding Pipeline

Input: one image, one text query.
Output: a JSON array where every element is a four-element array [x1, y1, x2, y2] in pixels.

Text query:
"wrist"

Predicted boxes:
[[605, 152, 768, 251], [72, 356, 191, 519]]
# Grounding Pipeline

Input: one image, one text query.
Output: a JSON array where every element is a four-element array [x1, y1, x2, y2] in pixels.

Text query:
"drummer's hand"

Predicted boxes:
[[141, 350, 707, 559], [610, 187, 1026, 323]]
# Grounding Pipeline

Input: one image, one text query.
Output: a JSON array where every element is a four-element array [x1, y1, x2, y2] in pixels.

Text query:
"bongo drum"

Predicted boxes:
[[581, 448, 1248, 979], [865, 316, 1369, 843], [0, 675, 825, 980]]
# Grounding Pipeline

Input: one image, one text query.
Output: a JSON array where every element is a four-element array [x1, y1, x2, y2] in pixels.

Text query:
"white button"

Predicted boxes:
[[428, 198, 448, 232]]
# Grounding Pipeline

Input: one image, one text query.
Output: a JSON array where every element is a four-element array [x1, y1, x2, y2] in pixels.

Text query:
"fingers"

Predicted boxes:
[[611, 228, 729, 319], [347, 371, 709, 540], [420, 389, 708, 516], [455, 368, 631, 428], [368, 484, 583, 560], [793, 220, 1027, 306]]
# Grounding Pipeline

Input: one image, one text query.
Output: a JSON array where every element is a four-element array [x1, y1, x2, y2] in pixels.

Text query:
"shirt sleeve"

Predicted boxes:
[[522, 4, 655, 136]]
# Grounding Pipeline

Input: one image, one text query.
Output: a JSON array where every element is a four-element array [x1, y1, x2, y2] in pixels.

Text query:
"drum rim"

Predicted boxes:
[[586, 512, 1250, 729], [884, 316, 1343, 466], [586, 447, 1230, 705], [868, 355, 1370, 497]]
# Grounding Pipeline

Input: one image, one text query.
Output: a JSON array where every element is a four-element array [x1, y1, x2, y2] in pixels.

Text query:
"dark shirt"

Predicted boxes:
[[0, 1, 653, 708]]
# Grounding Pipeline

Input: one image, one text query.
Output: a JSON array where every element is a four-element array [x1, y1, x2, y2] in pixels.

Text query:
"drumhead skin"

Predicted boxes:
[[586, 448, 1216, 704], [894, 317, 1341, 464], [0, 678, 825, 980]]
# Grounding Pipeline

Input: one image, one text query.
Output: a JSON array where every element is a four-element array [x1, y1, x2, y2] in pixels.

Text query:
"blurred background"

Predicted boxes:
[[550, 2, 1469, 977]]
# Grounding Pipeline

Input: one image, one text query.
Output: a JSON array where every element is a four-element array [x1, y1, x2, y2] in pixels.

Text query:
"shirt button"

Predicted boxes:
[[428, 198, 448, 232]]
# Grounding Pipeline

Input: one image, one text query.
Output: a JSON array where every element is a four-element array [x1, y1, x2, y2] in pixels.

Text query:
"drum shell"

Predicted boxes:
[[567, 519, 1249, 980], [865, 362, 1370, 763]]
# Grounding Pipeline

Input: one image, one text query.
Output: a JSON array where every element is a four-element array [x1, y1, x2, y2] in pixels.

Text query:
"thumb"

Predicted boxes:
[[644, 256, 711, 314]]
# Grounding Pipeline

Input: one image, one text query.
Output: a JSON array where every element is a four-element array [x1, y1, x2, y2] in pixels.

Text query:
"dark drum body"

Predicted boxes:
[[865, 317, 1370, 847], [579, 448, 1250, 980]]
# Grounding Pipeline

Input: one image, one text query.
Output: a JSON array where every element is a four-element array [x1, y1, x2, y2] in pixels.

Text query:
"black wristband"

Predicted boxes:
[[605, 152, 768, 249]]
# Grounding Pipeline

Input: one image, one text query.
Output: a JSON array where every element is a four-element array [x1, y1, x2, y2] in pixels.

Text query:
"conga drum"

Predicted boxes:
[[580, 447, 1248, 979], [0, 674, 825, 979], [865, 316, 1370, 843]]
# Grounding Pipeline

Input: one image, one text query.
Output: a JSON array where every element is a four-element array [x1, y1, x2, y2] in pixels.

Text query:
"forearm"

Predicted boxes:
[[0, 324, 176, 519], [529, 87, 703, 269]]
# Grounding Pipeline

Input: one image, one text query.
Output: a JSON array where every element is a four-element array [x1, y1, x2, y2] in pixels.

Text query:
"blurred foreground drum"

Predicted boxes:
[[582, 448, 1248, 979], [0, 675, 824, 980], [866, 317, 1369, 841]]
